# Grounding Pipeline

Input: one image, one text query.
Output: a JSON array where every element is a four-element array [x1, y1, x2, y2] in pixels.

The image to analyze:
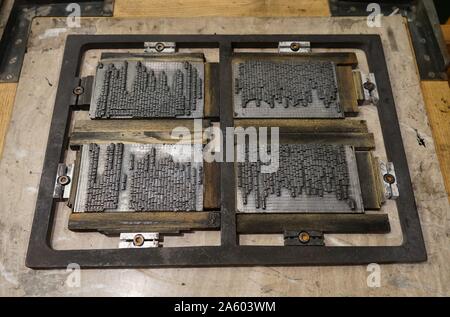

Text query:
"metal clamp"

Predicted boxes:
[[53, 163, 74, 199], [380, 161, 399, 200], [353, 70, 379, 105], [284, 230, 324, 246], [144, 42, 176, 53], [278, 41, 311, 53], [119, 233, 160, 248], [70, 76, 94, 107]]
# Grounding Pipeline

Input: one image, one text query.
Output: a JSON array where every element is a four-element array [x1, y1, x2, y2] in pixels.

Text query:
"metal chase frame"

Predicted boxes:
[[26, 34, 427, 268]]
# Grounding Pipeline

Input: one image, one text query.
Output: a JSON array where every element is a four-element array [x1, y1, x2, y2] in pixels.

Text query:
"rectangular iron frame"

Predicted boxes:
[[26, 34, 427, 268]]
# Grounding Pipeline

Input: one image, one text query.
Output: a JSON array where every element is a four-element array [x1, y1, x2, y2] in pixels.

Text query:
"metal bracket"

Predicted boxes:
[[119, 233, 160, 248], [0, 0, 113, 83], [144, 42, 176, 53], [380, 161, 399, 199], [70, 76, 94, 107], [284, 230, 325, 246], [353, 70, 379, 105], [53, 163, 74, 199], [278, 41, 311, 53]]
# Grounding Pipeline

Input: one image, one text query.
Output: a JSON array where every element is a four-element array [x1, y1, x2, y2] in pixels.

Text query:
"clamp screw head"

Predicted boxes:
[[133, 234, 145, 247], [383, 173, 396, 184], [290, 42, 301, 52], [155, 42, 165, 52], [298, 231, 310, 244], [57, 175, 71, 186], [363, 81, 376, 92], [73, 86, 84, 95]]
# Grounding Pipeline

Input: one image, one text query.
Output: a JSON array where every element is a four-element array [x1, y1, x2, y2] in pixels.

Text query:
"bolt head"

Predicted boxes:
[[363, 81, 376, 92], [155, 42, 165, 52], [73, 86, 84, 95], [57, 175, 71, 186], [133, 234, 145, 247], [290, 42, 300, 52], [383, 173, 396, 184], [298, 231, 310, 244]]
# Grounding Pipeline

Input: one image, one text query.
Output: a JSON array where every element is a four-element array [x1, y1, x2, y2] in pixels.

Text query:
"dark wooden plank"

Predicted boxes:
[[355, 151, 384, 209], [72, 119, 208, 132], [336, 65, 359, 115], [237, 213, 390, 234], [204, 63, 220, 118], [69, 211, 220, 234], [70, 119, 208, 146], [67, 149, 82, 209], [203, 162, 221, 210], [371, 155, 386, 205], [277, 132, 375, 150], [100, 52, 206, 63], [232, 52, 358, 66], [353, 70, 365, 104], [235, 118, 368, 133]]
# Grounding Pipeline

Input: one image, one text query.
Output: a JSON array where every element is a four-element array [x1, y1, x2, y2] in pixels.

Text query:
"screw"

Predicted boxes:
[[363, 81, 376, 92], [298, 231, 310, 244], [73, 86, 84, 95], [155, 42, 165, 52], [383, 173, 396, 184], [133, 234, 145, 247], [57, 175, 71, 186], [290, 42, 300, 52]]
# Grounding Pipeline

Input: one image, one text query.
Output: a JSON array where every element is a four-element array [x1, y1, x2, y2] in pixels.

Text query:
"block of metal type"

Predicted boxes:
[[89, 59, 204, 119], [73, 143, 203, 212], [233, 60, 343, 118], [236, 144, 363, 213]]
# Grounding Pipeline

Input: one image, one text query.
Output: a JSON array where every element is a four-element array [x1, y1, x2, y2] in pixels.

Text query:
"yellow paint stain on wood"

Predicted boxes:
[[442, 25, 450, 41], [442, 24, 450, 50], [114, 0, 330, 17], [0, 83, 17, 158], [421, 81, 450, 203]]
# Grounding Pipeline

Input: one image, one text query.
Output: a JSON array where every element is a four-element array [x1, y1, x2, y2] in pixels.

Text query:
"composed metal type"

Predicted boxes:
[[90, 59, 204, 119], [26, 34, 426, 268], [236, 144, 363, 213], [233, 60, 342, 118], [74, 143, 203, 212]]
